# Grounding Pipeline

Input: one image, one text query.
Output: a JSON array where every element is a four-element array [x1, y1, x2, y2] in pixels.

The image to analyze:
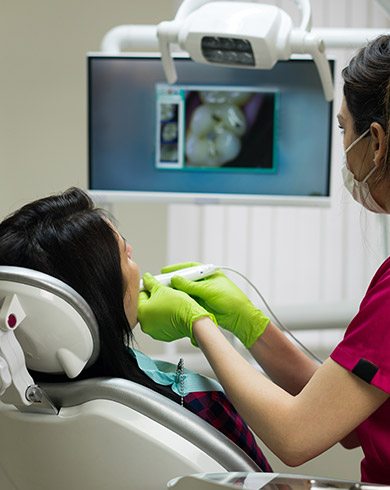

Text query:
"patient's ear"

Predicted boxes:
[[370, 122, 387, 168]]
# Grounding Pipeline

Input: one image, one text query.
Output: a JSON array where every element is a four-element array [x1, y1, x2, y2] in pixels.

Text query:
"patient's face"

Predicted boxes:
[[115, 231, 140, 329]]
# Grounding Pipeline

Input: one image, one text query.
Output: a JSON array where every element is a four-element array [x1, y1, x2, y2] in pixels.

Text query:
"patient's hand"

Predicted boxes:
[[137, 272, 216, 345]]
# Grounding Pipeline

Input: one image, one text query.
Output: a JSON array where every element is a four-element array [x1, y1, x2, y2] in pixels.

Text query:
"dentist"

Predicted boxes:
[[138, 35, 390, 484]]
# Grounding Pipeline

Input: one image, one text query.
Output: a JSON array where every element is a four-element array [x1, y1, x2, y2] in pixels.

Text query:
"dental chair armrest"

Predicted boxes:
[[41, 377, 261, 472]]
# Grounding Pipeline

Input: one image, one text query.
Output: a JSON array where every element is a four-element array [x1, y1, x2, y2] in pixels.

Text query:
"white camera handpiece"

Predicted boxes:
[[139, 264, 218, 291]]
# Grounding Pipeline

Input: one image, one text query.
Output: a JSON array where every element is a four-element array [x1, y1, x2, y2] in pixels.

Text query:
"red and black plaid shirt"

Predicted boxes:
[[184, 390, 272, 472]]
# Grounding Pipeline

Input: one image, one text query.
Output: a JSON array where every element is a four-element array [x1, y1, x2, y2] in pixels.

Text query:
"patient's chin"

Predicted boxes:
[[129, 318, 138, 330], [126, 310, 138, 329], [123, 297, 138, 329]]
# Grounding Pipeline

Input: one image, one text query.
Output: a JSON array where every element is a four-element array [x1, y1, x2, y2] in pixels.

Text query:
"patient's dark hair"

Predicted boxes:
[[0, 187, 135, 378], [0, 188, 180, 401], [342, 34, 390, 179]]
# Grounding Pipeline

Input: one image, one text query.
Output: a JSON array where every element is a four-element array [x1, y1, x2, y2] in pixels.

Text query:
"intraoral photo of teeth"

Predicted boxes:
[[184, 90, 276, 169]]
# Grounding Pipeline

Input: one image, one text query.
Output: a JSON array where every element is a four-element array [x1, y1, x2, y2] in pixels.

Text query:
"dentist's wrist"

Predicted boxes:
[[243, 307, 270, 348], [192, 317, 219, 345], [190, 313, 217, 346]]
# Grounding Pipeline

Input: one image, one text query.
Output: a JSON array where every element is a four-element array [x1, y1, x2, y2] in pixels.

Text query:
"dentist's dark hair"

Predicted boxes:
[[342, 34, 390, 176], [0, 187, 135, 378]]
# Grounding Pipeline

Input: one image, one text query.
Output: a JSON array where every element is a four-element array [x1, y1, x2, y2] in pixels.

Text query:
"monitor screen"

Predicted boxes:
[[88, 54, 333, 205]]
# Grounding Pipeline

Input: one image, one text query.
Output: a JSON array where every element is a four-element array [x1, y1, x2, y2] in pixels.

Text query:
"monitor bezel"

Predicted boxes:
[[87, 52, 334, 207]]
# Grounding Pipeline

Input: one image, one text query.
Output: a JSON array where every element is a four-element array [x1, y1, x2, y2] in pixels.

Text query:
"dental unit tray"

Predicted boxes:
[[168, 472, 390, 489]]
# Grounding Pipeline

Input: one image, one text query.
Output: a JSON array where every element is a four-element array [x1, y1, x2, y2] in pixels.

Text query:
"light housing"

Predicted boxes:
[[157, 0, 334, 101]]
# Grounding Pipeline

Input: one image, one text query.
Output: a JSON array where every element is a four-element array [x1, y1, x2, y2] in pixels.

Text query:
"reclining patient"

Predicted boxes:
[[0, 187, 271, 472]]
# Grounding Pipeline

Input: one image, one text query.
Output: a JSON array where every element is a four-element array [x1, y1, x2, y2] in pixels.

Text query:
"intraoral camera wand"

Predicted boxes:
[[139, 264, 218, 291]]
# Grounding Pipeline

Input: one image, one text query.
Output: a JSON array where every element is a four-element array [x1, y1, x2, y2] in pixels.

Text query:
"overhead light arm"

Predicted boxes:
[[101, 25, 388, 54], [290, 30, 333, 101], [292, 0, 312, 31], [101, 24, 158, 53]]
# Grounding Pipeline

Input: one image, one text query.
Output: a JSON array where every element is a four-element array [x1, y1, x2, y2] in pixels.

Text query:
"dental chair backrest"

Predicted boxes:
[[0, 266, 260, 490]]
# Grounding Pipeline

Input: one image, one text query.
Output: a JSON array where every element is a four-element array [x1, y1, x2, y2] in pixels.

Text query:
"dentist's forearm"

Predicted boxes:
[[192, 318, 379, 465], [249, 322, 319, 395]]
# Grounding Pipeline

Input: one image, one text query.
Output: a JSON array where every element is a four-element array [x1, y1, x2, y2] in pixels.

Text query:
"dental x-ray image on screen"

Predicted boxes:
[[156, 85, 277, 172], [88, 55, 333, 205]]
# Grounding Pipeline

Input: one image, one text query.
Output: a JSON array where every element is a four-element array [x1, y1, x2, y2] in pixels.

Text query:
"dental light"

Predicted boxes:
[[157, 0, 334, 101], [101, 0, 389, 104]]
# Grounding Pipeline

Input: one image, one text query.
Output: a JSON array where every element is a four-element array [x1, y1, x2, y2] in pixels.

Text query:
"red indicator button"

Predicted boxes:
[[7, 314, 17, 328]]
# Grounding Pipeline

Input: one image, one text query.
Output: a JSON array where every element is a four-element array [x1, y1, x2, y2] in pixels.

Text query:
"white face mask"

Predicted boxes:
[[342, 128, 386, 213]]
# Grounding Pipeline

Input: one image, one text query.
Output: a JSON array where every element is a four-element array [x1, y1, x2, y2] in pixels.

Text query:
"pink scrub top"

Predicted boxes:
[[331, 256, 390, 484]]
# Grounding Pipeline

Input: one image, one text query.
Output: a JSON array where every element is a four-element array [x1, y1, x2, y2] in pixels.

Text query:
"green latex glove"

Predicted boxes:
[[161, 262, 270, 348], [138, 272, 216, 345]]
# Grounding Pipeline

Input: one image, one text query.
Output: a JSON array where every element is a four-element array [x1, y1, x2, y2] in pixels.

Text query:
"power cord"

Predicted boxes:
[[220, 266, 323, 364]]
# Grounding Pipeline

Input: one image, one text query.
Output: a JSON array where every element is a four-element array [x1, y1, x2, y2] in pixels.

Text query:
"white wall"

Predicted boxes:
[[0, 0, 175, 273]]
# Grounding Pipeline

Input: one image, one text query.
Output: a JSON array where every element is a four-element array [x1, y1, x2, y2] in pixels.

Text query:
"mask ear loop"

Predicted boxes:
[[345, 128, 372, 180], [345, 128, 371, 154], [361, 164, 377, 183]]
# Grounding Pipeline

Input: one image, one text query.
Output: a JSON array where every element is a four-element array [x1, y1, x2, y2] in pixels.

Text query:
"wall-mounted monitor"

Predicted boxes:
[[88, 54, 333, 205]]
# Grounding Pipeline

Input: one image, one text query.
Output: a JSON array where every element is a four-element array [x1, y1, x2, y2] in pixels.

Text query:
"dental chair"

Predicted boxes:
[[0, 266, 261, 490]]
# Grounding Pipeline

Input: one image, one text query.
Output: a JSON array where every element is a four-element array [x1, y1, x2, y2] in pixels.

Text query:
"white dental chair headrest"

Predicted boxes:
[[0, 266, 100, 378]]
